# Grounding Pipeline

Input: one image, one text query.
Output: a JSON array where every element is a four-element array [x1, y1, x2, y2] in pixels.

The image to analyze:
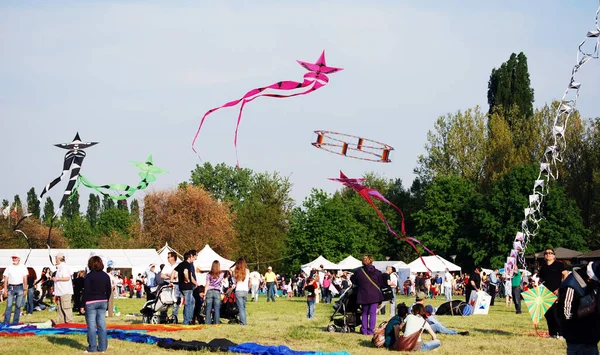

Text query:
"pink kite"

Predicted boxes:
[[192, 51, 342, 165], [329, 171, 437, 271]]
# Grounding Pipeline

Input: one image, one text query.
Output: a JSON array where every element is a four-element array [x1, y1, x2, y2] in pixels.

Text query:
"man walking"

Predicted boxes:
[[2, 252, 28, 324], [264, 266, 276, 302], [538, 247, 568, 338], [249, 266, 262, 302], [53, 252, 74, 324]]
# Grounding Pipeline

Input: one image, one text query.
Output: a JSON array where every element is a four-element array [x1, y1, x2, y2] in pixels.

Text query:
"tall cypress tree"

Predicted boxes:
[[102, 195, 115, 211], [42, 197, 55, 223], [26, 187, 41, 219], [62, 191, 80, 220], [86, 193, 101, 229]]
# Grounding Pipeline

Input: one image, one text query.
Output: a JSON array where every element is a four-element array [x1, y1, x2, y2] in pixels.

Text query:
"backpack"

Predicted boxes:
[[371, 321, 388, 348]]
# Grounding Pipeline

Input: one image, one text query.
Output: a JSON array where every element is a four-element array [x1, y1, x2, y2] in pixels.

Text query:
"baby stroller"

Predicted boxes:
[[141, 284, 178, 324], [219, 287, 240, 324], [327, 285, 361, 333]]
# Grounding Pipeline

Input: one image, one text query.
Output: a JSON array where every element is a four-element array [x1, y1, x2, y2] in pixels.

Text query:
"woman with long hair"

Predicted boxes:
[[26, 267, 37, 315], [398, 303, 440, 351], [350, 254, 384, 335], [231, 257, 250, 325], [81, 256, 111, 353], [204, 260, 224, 324]]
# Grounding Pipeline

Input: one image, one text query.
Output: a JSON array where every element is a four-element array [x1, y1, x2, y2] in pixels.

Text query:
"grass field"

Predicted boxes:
[[0, 294, 567, 354]]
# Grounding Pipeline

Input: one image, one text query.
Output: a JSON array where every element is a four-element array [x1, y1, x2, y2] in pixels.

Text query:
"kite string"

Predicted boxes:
[[506, 1, 600, 275]]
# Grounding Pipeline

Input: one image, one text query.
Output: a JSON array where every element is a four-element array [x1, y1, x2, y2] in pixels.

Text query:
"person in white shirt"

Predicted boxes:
[[2, 252, 28, 324], [444, 269, 453, 301], [249, 267, 262, 302], [106, 267, 116, 317], [52, 252, 74, 324], [400, 304, 440, 351], [231, 258, 251, 325]]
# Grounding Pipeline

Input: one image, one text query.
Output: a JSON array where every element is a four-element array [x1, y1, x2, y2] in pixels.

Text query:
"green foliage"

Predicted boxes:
[[42, 197, 55, 224], [26, 187, 41, 219], [101, 194, 115, 211], [96, 208, 131, 238], [189, 162, 253, 210], [130, 199, 140, 222], [61, 190, 80, 220], [487, 52, 534, 121], [13, 194, 22, 216], [62, 215, 96, 248], [1, 199, 8, 208], [86, 193, 101, 229], [117, 199, 128, 211]]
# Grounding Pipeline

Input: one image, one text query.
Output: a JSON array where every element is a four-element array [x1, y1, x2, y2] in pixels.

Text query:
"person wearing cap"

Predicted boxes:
[[53, 252, 74, 323], [409, 291, 469, 336], [144, 264, 157, 300], [538, 247, 568, 339], [558, 261, 600, 353], [264, 266, 277, 302], [2, 252, 28, 324]]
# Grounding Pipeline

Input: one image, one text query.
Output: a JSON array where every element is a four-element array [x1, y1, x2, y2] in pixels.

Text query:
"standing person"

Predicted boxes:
[[144, 264, 157, 300], [558, 262, 600, 354], [249, 266, 262, 302], [26, 267, 37, 315], [304, 276, 317, 319], [52, 252, 74, 324], [264, 266, 277, 302], [467, 267, 482, 304], [321, 272, 331, 304], [163, 252, 181, 319], [106, 267, 116, 317], [350, 254, 384, 335], [81, 256, 111, 353], [538, 247, 568, 339], [205, 260, 224, 325], [511, 265, 523, 314], [174, 252, 196, 324], [388, 267, 398, 316], [488, 269, 499, 306], [443, 269, 453, 301], [2, 253, 28, 324], [73, 270, 86, 315], [231, 257, 250, 326], [379, 268, 391, 315]]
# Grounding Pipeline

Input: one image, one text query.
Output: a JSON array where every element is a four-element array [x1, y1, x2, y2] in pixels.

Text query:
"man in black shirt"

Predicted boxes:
[[467, 268, 482, 304], [174, 252, 196, 325], [538, 247, 568, 338]]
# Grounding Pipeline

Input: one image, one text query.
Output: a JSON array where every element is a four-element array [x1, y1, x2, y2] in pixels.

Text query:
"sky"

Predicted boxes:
[[1, 0, 599, 210]]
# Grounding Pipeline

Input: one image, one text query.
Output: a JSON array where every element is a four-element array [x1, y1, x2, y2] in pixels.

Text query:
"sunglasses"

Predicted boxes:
[[544, 252, 555, 255]]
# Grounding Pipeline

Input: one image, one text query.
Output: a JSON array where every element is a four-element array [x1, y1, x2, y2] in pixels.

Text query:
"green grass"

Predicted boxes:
[[1, 295, 567, 354]]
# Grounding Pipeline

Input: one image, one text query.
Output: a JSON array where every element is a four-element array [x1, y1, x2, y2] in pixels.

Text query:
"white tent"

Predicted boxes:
[[373, 260, 407, 272], [337, 255, 362, 270], [301, 255, 339, 274], [194, 244, 234, 271], [157, 242, 182, 265], [0, 248, 163, 279], [406, 256, 461, 273]]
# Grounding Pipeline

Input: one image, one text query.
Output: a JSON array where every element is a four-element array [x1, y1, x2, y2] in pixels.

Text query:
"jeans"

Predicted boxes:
[[251, 284, 259, 301], [428, 316, 458, 335], [3, 284, 24, 324], [172, 285, 181, 318], [205, 289, 221, 324], [307, 299, 315, 318], [566, 343, 599, 355], [419, 339, 441, 351], [235, 290, 248, 325], [390, 291, 397, 316], [85, 301, 108, 352], [181, 289, 195, 325], [26, 287, 35, 314], [361, 303, 378, 335], [266, 282, 276, 302], [512, 286, 522, 313]]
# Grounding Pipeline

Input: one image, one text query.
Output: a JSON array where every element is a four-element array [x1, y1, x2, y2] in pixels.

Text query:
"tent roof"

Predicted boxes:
[[194, 244, 234, 271], [337, 255, 362, 270], [577, 249, 600, 259], [157, 242, 182, 264], [406, 256, 461, 273], [301, 255, 340, 270], [372, 261, 408, 272], [526, 247, 583, 260]]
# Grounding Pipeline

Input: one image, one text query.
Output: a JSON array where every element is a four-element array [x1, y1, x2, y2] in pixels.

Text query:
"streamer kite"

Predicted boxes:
[[39, 132, 98, 215], [78, 155, 167, 200], [312, 130, 394, 162], [329, 171, 436, 269], [192, 51, 342, 164], [503, 1, 600, 279], [13, 213, 32, 264]]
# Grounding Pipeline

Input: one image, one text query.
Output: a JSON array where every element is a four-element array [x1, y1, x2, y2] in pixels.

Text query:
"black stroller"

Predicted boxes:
[[141, 284, 178, 324], [327, 285, 361, 333], [219, 287, 240, 324]]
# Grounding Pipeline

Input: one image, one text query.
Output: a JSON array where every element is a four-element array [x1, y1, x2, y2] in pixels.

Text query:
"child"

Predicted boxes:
[[304, 276, 317, 319], [193, 285, 206, 324], [287, 281, 293, 298], [135, 280, 143, 298]]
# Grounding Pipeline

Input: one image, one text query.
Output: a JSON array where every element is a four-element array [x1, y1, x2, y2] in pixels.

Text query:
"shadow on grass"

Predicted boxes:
[[359, 340, 374, 348], [472, 328, 514, 336], [46, 336, 86, 350]]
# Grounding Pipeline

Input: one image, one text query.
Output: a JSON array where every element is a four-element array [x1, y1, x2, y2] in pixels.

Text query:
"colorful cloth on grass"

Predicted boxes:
[[229, 343, 351, 355], [53, 322, 205, 332]]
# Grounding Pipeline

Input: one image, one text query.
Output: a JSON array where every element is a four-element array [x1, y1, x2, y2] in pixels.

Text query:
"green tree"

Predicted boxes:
[[26, 188, 41, 219], [13, 195, 23, 216], [487, 52, 534, 122], [96, 208, 131, 238], [101, 195, 115, 211], [42, 197, 55, 224], [1, 199, 8, 208], [117, 199, 128, 211], [61, 191, 80, 220], [86, 194, 101, 229], [63, 215, 96, 248], [130, 199, 140, 222], [189, 162, 253, 210]]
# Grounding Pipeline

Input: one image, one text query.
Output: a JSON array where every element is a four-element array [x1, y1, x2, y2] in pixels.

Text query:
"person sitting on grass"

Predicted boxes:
[[33, 290, 51, 311], [410, 291, 469, 336], [397, 303, 440, 351], [384, 303, 410, 349]]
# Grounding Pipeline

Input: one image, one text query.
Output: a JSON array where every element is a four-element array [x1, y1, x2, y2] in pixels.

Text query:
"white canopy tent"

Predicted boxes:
[[157, 242, 182, 265], [301, 255, 339, 274], [194, 244, 234, 271], [0, 248, 163, 279], [337, 255, 362, 270], [373, 261, 411, 286], [406, 256, 461, 274]]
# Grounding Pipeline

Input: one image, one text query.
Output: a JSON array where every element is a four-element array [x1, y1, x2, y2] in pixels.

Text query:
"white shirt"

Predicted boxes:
[[389, 273, 398, 287], [403, 314, 433, 342], [54, 262, 73, 296], [232, 268, 250, 292], [444, 272, 452, 287], [249, 271, 261, 286], [3, 263, 28, 285], [161, 262, 178, 282]]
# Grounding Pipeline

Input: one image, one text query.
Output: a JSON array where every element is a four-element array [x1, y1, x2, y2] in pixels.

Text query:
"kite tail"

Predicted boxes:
[[13, 214, 32, 265]]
